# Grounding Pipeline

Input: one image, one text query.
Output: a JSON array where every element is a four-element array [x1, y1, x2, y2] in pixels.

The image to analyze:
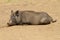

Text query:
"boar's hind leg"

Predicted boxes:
[[39, 18, 51, 25]]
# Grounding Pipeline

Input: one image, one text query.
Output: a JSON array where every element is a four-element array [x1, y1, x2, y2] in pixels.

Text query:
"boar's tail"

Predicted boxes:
[[52, 19, 57, 23]]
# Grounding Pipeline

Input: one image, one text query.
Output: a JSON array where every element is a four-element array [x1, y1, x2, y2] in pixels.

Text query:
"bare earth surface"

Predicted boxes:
[[0, 0, 60, 40]]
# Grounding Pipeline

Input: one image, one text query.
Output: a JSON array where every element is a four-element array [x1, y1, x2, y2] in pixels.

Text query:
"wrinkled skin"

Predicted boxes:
[[7, 10, 56, 26]]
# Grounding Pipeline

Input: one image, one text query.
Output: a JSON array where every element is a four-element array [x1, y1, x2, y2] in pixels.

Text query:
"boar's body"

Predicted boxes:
[[22, 11, 53, 25]]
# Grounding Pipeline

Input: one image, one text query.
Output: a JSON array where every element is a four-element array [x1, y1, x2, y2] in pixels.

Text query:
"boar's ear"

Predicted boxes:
[[11, 10, 14, 14], [15, 10, 19, 13]]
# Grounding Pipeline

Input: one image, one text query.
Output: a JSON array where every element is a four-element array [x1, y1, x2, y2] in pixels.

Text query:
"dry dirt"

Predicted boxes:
[[0, 0, 60, 40]]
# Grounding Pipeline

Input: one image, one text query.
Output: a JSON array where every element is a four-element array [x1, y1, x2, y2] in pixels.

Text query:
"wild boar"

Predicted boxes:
[[7, 10, 56, 26]]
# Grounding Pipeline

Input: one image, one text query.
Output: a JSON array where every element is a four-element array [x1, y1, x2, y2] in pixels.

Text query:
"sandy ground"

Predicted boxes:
[[0, 0, 60, 40]]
